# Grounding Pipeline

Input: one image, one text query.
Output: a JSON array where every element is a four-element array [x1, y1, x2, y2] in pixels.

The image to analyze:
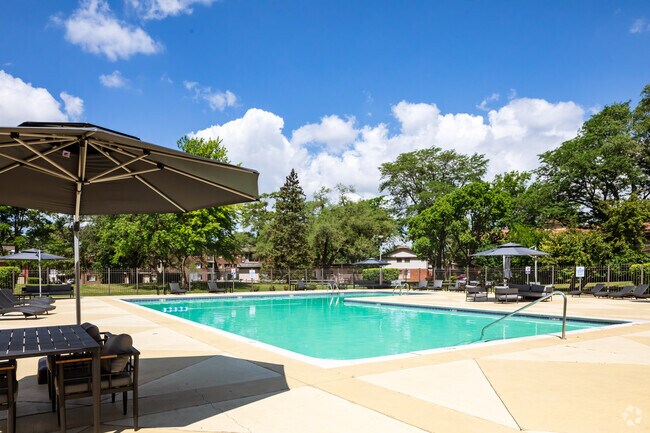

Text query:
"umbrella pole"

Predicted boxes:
[[74, 219, 81, 325], [38, 249, 42, 298]]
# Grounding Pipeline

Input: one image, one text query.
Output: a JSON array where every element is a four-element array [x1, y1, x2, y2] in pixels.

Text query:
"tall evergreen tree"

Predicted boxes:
[[267, 169, 311, 271]]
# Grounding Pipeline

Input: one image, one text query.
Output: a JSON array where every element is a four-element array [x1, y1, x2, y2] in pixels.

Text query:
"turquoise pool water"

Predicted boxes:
[[131, 293, 618, 360]]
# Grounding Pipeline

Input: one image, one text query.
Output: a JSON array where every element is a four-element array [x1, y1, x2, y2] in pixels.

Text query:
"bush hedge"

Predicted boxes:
[[361, 267, 400, 281], [0, 266, 20, 288]]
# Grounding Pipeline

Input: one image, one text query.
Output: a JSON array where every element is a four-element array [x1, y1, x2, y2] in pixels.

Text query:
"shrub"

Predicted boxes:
[[361, 267, 400, 281], [0, 266, 20, 288], [27, 277, 42, 284]]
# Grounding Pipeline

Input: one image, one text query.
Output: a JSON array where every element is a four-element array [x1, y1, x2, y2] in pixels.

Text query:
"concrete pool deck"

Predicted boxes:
[[1, 290, 649, 433]]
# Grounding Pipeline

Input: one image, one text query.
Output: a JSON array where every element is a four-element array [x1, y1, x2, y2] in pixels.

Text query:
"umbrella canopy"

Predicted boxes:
[[471, 243, 548, 283], [0, 249, 67, 261], [0, 122, 259, 323], [353, 258, 389, 266], [471, 242, 549, 257], [0, 249, 68, 297]]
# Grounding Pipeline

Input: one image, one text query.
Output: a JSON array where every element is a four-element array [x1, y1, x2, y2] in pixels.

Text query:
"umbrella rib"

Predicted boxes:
[[89, 142, 186, 212], [86, 152, 150, 182], [88, 167, 162, 183], [12, 136, 78, 181], [164, 165, 258, 201], [0, 150, 74, 181]]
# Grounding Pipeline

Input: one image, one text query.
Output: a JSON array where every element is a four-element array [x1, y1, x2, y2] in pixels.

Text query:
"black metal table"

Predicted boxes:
[[0, 325, 101, 433]]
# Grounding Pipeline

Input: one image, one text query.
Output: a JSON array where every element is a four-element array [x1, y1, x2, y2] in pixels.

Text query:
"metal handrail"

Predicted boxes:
[[479, 290, 568, 341]]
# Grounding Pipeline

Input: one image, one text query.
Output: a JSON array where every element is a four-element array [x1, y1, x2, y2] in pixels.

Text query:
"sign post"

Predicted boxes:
[[525, 266, 531, 285], [576, 266, 585, 292]]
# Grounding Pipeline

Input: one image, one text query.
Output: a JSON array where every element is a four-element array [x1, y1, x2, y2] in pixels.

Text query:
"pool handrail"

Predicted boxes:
[[479, 291, 567, 341]]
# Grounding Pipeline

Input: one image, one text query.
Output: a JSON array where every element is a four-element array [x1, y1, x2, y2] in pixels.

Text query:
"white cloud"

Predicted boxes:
[[291, 115, 358, 153], [190, 97, 584, 197], [57, 0, 162, 61], [477, 93, 500, 111], [184, 80, 237, 111], [0, 70, 82, 125], [630, 18, 650, 34], [60, 92, 84, 120], [99, 70, 128, 88], [128, 0, 215, 20]]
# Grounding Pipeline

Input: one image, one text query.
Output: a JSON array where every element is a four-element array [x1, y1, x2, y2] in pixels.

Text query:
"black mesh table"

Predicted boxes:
[[0, 325, 101, 433]]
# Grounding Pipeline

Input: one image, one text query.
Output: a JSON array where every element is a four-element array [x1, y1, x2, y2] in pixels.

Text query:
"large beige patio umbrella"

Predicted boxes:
[[0, 122, 259, 324]]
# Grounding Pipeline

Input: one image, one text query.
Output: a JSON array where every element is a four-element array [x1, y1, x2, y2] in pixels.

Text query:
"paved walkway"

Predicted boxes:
[[1, 290, 649, 433]]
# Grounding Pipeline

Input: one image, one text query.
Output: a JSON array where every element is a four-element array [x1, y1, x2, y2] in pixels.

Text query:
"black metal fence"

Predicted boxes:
[[0, 264, 646, 296]]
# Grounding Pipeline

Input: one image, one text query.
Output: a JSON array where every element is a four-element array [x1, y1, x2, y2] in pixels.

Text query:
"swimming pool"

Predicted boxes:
[[130, 293, 621, 361]]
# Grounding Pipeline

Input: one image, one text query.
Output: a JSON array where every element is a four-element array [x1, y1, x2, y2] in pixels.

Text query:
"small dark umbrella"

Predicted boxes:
[[471, 242, 548, 283], [352, 258, 390, 266], [0, 249, 67, 297]]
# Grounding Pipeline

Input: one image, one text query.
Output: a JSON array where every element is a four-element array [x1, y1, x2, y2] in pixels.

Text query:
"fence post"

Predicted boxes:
[[607, 264, 610, 287], [108, 267, 111, 296], [136, 268, 139, 294], [551, 266, 555, 285], [642, 265, 645, 285]]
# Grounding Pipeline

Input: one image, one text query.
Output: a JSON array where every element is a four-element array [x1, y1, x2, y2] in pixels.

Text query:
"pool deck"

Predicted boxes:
[[1, 290, 649, 433]]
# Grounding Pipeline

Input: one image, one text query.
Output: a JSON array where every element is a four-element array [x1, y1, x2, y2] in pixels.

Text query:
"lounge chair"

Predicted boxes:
[[584, 283, 608, 297], [428, 279, 443, 290], [632, 284, 650, 299], [0, 295, 48, 318], [207, 281, 227, 293], [168, 283, 187, 295], [412, 280, 428, 290], [0, 290, 55, 313], [601, 285, 635, 298], [1, 288, 54, 305]]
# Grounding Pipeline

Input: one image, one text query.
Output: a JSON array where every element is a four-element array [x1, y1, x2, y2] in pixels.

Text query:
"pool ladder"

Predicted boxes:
[[479, 291, 568, 341], [328, 282, 341, 305]]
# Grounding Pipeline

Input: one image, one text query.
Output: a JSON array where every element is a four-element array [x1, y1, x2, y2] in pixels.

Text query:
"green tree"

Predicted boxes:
[[539, 229, 612, 266], [267, 169, 312, 272], [177, 136, 230, 163], [537, 101, 648, 224], [309, 189, 396, 267], [0, 206, 55, 251], [601, 194, 650, 259], [379, 146, 488, 224]]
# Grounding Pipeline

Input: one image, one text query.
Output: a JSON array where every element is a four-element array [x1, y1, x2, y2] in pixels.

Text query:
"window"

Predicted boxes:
[[404, 258, 410, 263], [396, 258, 403, 263]]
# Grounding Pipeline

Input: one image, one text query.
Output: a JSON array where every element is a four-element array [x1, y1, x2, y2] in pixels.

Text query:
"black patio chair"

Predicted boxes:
[[54, 333, 139, 431], [0, 360, 17, 433]]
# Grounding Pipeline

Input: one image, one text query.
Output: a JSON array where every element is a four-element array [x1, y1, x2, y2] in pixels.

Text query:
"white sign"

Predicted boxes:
[[249, 270, 256, 277], [575, 266, 585, 278], [525, 266, 531, 275], [230, 268, 237, 278]]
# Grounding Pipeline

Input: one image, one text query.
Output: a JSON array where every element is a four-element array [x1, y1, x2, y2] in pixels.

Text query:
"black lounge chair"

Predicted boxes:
[[602, 285, 635, 298], [207, 281, 227, 293], [168, 283, 187, 295], [0, 295, 48, 318], [1, 288, 54, 305], [413, 280, 428, 290], [632, 284, 650, 299], [576, 283, 605, 297], [0, 290, 55, 313]]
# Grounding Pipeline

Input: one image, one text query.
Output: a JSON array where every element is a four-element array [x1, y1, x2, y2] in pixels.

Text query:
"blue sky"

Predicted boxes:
[[1, 0, 649, 196]]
